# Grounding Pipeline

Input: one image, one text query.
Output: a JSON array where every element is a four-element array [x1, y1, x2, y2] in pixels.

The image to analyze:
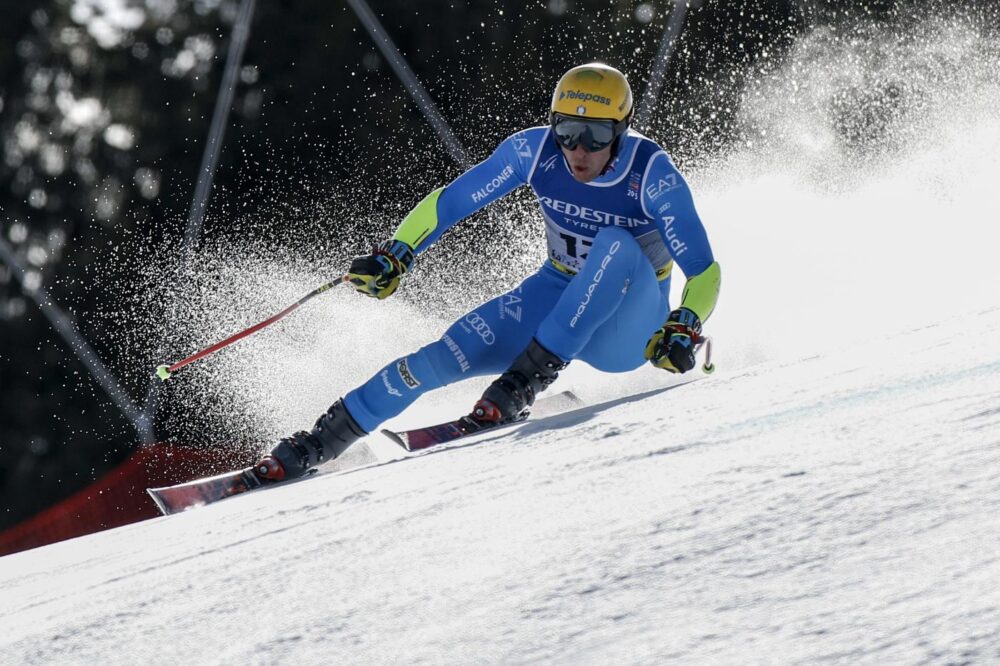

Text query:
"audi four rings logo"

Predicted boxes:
[[464, 313, 495, 345]]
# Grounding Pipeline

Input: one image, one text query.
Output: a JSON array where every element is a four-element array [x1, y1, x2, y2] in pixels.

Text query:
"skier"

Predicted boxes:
[[256, 63, 721, 480]]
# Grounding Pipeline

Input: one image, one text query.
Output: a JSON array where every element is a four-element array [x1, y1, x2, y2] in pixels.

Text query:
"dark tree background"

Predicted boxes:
[[1, 0, 920, 528]]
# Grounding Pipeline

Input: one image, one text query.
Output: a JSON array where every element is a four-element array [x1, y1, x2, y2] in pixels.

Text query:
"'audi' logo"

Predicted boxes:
[[464, 314, 495, 345]]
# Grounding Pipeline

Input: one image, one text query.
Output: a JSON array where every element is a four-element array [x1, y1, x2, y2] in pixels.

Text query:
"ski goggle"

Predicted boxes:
[[551, 113, 627, 152]]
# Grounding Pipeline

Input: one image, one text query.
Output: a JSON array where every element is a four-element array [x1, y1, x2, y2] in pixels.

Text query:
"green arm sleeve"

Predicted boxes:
[[679, 261, 722, 322], [392, 188, 443, 252]]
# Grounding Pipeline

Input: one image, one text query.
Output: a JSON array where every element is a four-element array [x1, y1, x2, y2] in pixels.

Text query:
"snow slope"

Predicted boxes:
[[3, 11, 1000, 666], [1, 307, 999, 664]]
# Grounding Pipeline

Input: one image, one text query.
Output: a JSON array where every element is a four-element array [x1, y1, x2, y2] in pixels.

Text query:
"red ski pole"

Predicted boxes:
[[155, 276, 349, 380]]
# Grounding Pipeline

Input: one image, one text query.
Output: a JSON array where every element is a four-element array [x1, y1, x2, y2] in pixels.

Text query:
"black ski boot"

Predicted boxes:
[[472, 339, 568, 424], [256, 398, 367, 481]]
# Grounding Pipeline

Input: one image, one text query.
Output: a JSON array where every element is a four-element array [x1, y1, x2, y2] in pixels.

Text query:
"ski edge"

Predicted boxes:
[[381, 428, 410, 451], [147, 466, 323, 516], [146, 486, 177, 515], [380, 389, 585, 452], [381, 412, 528, 452], [146, 467, 264, 516]]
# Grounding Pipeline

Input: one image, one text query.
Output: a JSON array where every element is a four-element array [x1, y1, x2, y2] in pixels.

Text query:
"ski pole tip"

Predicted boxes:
[[702, 362, 716, 375], [155, 364, 173, 381]]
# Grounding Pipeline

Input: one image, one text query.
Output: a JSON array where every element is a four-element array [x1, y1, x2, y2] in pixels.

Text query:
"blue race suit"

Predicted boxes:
[[344, 127, 716, 432]]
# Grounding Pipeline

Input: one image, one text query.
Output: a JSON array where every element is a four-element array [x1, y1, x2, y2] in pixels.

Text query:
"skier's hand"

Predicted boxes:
[[645, 307, 702, 373], [348, 239, 415, 299]]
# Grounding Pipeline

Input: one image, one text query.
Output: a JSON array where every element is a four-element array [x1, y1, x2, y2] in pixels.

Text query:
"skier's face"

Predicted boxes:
[[560, 143, 613, 182]]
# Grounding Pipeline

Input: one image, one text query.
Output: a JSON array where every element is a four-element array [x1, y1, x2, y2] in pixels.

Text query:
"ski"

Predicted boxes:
[[381, 390, 585, 452], [147, 466, 315, 515], [382, 412, 527, 452], [147, 467, 266, 515], [384, 337, 715, 453]]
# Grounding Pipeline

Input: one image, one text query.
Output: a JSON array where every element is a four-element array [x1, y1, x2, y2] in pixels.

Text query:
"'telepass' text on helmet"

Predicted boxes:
[[551, 63, 633, 123]]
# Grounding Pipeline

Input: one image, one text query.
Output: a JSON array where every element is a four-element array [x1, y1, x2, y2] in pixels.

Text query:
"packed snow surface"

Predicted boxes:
[[2, 311, 999, 664], [4, 11, 1000, 665]]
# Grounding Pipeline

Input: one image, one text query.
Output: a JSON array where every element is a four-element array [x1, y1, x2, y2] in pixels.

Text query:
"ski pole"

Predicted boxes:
[[698, 335, 715, 374], [155, 276, 349, 380]]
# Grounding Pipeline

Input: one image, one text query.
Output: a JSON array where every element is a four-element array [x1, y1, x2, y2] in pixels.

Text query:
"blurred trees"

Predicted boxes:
[[1, 0, 251, 527]]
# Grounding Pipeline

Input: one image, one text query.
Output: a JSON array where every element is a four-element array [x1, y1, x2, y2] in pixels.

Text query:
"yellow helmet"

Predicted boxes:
[[550, 63, 633, 123]]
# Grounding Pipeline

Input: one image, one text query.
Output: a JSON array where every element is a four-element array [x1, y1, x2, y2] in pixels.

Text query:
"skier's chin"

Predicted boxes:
[[570, 165, 599, 182]]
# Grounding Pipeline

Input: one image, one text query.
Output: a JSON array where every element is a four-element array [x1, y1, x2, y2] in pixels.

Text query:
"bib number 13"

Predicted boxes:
[[559, 233, 593, 260]]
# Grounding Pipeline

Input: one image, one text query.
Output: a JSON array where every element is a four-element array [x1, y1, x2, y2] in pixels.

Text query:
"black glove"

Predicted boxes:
[[347, 239, 415, 299], [644, 307, 702, 373]]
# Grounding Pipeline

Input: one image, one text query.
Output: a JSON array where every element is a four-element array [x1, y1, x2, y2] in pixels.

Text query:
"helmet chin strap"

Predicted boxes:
[[601, 111, 633, 174], [599, 133, 625, 175]]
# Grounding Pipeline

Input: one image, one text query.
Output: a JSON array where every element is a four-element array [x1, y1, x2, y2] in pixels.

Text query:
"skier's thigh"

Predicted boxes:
[[579, 262, 668, 373], [435, 269, 565, 375]]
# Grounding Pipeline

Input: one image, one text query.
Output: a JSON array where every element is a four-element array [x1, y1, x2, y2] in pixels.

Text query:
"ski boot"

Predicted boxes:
[[255, 398, 367, 481], [471, 339, 568, 424]]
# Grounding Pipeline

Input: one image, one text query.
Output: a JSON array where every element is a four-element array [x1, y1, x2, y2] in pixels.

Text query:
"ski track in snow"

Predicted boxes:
[[2, 307, 999, 665]]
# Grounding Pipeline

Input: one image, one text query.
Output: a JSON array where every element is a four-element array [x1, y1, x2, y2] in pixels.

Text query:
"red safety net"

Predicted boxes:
[[0, 444, 254, 557]]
